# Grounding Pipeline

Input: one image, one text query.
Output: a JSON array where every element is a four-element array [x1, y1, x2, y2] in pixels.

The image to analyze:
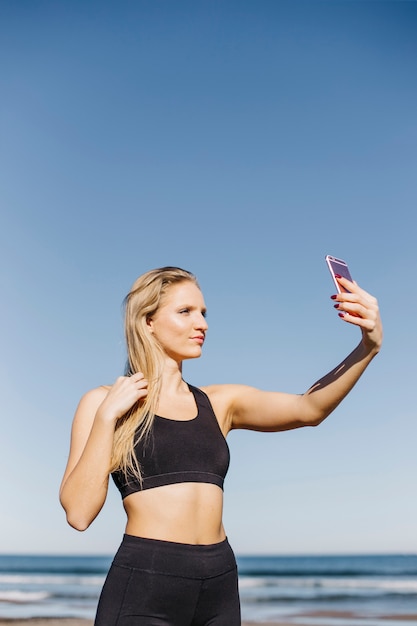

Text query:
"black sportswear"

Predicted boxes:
[[111, 384, 230, 498], [94, 534, 241, 625]]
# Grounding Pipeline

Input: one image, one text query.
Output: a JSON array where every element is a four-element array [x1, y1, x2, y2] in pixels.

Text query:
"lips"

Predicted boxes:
[[191, 336, 205, 345]]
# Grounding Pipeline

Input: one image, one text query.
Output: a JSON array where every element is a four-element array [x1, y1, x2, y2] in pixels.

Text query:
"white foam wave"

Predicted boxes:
[[318, 577, 417, 593], [238, 575, 417, 594], [239, 577, 266, 588], [0, 590, 50, 604], [0, 574, 105, 585]]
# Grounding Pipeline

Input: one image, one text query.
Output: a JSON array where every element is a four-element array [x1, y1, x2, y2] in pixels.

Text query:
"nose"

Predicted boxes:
[[196, 312, 208, 332]]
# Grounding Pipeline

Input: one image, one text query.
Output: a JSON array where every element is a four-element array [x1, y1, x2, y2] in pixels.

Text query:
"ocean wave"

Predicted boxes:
[[239, 576, 417, 592], [238, 576, 417, 603], [0, 574, 106, 585], [240, 591, 417, 604], [0, 590, 50, 604], [0, 556, 112, 576], [1, 553, 417, 622], [236, 555, 417, 578], [238, 566, 417, 577]]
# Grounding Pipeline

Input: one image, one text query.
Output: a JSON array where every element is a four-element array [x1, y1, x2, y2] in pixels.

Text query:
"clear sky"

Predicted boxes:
[[1, 0, 416, 556]]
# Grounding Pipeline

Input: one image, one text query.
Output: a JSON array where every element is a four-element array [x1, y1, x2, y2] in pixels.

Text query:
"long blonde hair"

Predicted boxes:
[[109, 266, 200, 480]]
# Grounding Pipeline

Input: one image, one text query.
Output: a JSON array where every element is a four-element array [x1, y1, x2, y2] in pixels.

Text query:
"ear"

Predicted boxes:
[[146, 315, 154, 333]]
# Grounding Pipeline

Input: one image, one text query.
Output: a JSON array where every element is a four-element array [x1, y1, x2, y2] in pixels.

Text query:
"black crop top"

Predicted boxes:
[[111, 384, 230, 499]]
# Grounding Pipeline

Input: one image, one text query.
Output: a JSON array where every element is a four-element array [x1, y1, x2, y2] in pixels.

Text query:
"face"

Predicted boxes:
[[147, 281, 208, 362]]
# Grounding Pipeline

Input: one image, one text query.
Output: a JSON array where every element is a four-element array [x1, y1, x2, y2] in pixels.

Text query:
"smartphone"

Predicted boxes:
[[325, 255, 353, 293]]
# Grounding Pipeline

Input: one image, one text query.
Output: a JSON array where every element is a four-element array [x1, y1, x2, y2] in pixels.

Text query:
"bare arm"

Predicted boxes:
[[59, 373, 148, 531], [210, 277, 382, 433]]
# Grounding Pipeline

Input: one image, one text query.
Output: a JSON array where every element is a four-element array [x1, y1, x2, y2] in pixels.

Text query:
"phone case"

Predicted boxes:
[[325, 255, 353, 293]]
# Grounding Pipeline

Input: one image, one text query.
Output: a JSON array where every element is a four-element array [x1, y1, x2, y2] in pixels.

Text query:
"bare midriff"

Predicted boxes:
[[123, 482, 226, 545]]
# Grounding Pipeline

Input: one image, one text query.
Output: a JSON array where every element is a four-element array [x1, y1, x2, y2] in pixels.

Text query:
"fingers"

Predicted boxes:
[[330, 280, 383, 351], [115, 372, 147, 388], [331, 280, 376, 320], [130, 371, 145, 380], [124, 372, 149, 397], [129, 371, 147, 386], [332, 277, 377, 309], [333, 293, 375, 317], [99, 372, 149, 421]]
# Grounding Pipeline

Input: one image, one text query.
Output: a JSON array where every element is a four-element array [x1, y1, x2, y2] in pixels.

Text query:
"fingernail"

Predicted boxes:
[[330, 295, 337, 300], [335, 274, 342, 279], [334, 304, 340, 309], [338, 312, 345, 318]]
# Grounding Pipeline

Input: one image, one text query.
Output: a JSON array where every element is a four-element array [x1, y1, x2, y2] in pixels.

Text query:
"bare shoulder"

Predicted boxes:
[[72, 385, 110, 427], [78, 385, 110, 408], [199, 384, 256, 434], [200, 383, 255, 401]]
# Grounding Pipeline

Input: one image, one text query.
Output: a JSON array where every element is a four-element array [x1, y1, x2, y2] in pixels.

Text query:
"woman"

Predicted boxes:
[[60, 266, 382, 626]]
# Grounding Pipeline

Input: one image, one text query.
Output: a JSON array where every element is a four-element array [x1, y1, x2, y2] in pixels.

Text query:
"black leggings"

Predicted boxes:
[[94, 534, 241, 626]]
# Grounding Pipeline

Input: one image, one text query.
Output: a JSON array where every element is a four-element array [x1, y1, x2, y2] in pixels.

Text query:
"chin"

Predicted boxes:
[[170, 348, 203, 362], [184, 349, 203, 361]]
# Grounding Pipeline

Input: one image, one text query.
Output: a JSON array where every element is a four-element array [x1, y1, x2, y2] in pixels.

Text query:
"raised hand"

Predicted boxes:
[[332, 276, 383, 353], [97, 372, 149, 423]]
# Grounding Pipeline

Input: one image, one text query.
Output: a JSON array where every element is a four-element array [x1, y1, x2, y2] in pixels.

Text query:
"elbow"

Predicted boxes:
[[307, 416, 326, 427], [307, 410, 331, 427], [64, 508, 95, 532], [298, 396, 334, 428], [59, 495, 96, 532], [300, 411, 329, 428], [67, 517, 91, 532]]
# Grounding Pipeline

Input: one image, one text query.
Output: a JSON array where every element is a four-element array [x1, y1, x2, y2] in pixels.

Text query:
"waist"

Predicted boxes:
[[123, 482, 225, 544], [112, 534, 237, 579]]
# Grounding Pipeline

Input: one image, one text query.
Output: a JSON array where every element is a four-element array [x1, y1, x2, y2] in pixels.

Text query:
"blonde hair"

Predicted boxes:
[[109, 266, 200, 481]]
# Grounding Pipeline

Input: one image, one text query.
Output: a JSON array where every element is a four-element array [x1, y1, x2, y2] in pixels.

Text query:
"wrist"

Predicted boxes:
[[95, 405, 120, 425], [359, 336, 382, 359]]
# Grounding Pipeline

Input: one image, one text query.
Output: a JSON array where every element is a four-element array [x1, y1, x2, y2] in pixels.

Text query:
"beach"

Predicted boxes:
[[0, 619, 317, 626], [0, 621, 286, 626], [0, 621, 305, 626], [2, 617, 417, 626], [0, 621, 307, 626], [0, 621, 270, 626], [0, 617, 287, 626], [2, 616, 417, 626]]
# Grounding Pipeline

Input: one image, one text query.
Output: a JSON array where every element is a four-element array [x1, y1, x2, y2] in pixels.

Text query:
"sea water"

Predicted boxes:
[[0, 553, 417, 624]]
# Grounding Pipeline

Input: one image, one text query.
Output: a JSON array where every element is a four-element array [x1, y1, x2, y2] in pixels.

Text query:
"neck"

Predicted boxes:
[[159, 358, 188, 396]]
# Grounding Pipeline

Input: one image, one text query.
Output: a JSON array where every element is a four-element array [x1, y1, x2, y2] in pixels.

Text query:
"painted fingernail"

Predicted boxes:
[[334, 304, 340, 309], [331, 295, 337, 300], [335, 274, 342, 278], [338, 312, 345, 317]]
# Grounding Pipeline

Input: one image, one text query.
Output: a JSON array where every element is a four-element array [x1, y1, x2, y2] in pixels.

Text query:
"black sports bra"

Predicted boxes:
[[111, 384, 230, 499]]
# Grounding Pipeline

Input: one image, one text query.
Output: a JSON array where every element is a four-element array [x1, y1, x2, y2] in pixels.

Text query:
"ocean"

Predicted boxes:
[[0, 553, 416, 625]]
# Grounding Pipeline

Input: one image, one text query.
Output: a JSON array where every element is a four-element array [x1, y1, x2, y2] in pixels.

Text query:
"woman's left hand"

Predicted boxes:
[[332, 276, 383, 354]]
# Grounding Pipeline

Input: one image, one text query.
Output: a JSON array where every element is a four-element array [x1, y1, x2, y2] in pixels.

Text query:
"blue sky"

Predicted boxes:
[[1, 0, 416, 555]]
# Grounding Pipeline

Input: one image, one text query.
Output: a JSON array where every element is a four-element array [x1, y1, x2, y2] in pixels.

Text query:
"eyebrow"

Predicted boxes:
[[178, 303, 207, 315]]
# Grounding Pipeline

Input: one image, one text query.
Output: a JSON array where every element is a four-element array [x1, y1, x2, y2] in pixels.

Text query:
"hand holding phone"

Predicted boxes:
[[325, 255, 353, 293]]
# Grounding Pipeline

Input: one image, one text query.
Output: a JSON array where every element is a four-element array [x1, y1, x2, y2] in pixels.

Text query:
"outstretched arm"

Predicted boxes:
[[211, 276, 382, 433]]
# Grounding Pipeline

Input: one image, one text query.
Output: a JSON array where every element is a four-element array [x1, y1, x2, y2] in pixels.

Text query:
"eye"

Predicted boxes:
[[179, 308, 190, 314]]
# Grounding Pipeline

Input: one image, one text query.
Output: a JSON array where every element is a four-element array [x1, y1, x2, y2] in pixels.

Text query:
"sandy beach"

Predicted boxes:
[[0, 620, 313, 626], [0, 620, 318, 626], [0, 617, 312, 626], [0, 621, 294, 626], [2, 614, 417, 626], [2, 615, 417, 626], [0, 620, 298, 626]]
